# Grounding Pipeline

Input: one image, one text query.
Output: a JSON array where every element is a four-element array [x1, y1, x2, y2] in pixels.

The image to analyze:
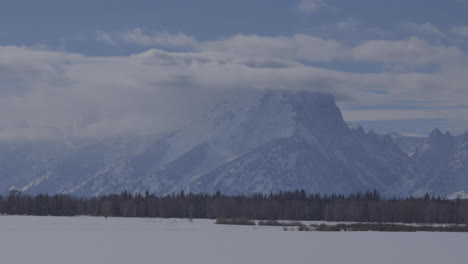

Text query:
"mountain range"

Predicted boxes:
[[1, 90, 467, 197]]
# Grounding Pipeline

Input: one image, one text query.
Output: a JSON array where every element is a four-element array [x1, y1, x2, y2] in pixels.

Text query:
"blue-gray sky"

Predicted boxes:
[[1, 0, 468, 139]]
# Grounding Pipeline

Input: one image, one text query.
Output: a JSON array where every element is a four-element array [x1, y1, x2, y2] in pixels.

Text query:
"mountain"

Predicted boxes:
[[189, 92, 412, 195], [408, 130, 468, 196], [387, 132, 425, 157], [0, 135, 155, 195], [68, 91, 415, 196], [0, 90, 466, 197]]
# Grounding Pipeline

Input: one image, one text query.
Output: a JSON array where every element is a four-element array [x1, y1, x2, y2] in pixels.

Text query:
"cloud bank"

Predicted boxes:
[[96, 28, 197, 48], [452, 25, 468, 37], [1, 31, 468, 140]]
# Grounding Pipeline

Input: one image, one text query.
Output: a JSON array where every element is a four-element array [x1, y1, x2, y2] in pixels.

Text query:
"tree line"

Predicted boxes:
[[1, 189, 467, 224]]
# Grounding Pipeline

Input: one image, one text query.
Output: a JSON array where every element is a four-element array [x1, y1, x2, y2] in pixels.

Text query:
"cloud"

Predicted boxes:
[[2, 32, 468, 140], [2, 46, 340, 140], [316, 19, 391, 40], [95, 31, 116, 45], [296, 0, 326, 14], [96, 28, 198, 48], [121, 28, 197, 47], [98, 31, 347, 62], [352, 37, 463, 65], [0, 46, 82, 81], [97, 30, 464, 68], [452, 25, 468, 37], [401, 22, 445, 38], [342, 108, 468, 122], [199, 34, 346, 62]]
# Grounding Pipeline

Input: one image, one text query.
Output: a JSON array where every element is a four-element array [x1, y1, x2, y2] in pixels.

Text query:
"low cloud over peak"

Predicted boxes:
[[1, 36, 468, 140]]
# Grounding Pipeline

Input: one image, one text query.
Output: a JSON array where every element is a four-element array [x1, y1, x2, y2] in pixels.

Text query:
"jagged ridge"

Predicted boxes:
[[0, 90, 467, 197]]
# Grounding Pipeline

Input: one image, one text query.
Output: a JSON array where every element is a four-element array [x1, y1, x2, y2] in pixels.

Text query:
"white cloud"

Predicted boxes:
[[317, 19, 391, 40], [98, 31, 346, 62], [342, 108, 468, 122], [199, 34, 347, 62], [98, 30, 464, 68], [97, 30, 466, 68], [95, 31, 116, 45], [352, 37, 463, 65], [452, 25, 468, 37], [121, 28, 197, 47], [2, 32, 468, 140], [96, 28, 197, 48], [296, 0, 326, 14], [0, 46, 82, 79], [401, 22, 445, 38]]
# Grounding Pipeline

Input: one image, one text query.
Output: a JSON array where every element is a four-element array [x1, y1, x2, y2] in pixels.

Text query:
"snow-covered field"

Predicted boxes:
[[1, 216, 467, 264]]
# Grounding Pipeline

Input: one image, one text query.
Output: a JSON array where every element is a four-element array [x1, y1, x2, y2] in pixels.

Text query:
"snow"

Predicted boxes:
[[447, 190, 468, 200], [0, 216, 467, 264], [19, 173, 50, 192]]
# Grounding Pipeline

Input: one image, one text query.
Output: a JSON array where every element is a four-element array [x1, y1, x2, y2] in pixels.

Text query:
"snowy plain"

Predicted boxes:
[[1, 216, 467, 264]]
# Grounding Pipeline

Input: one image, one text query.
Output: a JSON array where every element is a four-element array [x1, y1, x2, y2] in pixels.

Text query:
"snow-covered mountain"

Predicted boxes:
[[189, 92, 413, 195], [0, 90, 466, 197], [407, 130, 468, 196]]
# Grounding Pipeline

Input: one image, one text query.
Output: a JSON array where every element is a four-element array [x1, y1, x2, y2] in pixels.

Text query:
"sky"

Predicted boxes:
[[1, 0, 468, 140]]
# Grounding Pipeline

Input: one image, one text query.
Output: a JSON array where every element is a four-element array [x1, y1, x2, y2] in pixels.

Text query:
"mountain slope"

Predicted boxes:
[[109, 90, 412, 196], [189, 92, 413, 195], [409, 130, 468, 196], [0, 90, 466, 197]]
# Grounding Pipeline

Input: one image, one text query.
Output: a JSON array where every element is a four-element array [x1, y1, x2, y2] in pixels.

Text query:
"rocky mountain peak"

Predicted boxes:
[[427, 128, 454, 144], [349, 124, 366, 136], [429, 128, 444, 139]]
